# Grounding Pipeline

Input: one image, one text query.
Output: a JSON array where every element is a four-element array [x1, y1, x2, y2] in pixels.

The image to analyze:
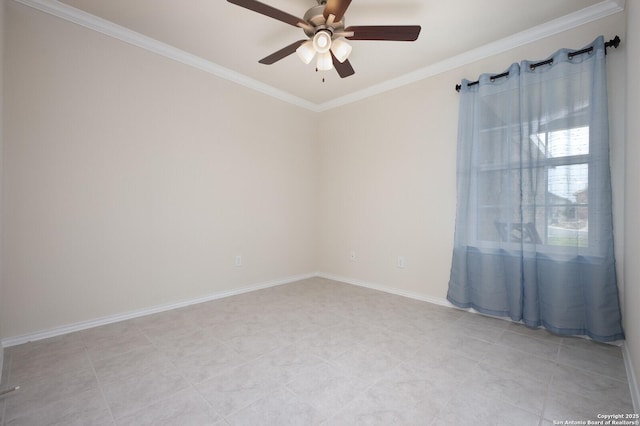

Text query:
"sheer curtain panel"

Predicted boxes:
[[447, 36, 624, 342]]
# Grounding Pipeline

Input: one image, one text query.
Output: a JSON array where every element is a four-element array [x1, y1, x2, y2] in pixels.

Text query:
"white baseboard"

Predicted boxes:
[[4, 269, 638, 413], [1, 272, 316, 348], [622, 343, 640, 413], [316, 272, 453, 308], [318, 271, 640, 410]]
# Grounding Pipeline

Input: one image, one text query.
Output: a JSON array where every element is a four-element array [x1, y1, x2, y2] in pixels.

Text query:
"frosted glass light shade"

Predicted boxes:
[[316, 51, 333, 71], [296, 40, 316, 64], [313, 31, 332, 54], [330, 37, 352, 63]]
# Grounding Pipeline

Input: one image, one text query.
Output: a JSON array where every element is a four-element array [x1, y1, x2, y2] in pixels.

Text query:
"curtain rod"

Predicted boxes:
[[455, 35, 621, 92]]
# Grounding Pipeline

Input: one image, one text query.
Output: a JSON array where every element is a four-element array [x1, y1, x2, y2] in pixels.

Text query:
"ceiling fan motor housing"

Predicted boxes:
[[302, 5, 345, 38]]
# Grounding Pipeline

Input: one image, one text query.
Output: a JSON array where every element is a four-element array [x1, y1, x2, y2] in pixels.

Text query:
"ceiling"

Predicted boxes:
[[21, 0, 623, 110]]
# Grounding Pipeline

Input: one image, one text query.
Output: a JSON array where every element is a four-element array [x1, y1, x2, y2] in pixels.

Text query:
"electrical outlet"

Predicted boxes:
[[397, 256, 405, 268], [235, 255, 242, 267], [349, 250, 356, 261]]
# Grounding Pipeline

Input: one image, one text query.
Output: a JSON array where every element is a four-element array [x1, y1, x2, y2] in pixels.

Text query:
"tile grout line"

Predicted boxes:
[[0, 353, 12, 426], [189, 381, 230, 425], [552, 351, 630, 384], [538, 360, 557, 425], [83, 345, 117, 425], [131, 322, 230, 424], [2, 278, 633, 423], [86, 321, 191, 423]]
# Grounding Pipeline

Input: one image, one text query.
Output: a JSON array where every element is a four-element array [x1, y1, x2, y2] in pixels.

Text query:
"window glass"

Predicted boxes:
[[475, 126, 589, 249]]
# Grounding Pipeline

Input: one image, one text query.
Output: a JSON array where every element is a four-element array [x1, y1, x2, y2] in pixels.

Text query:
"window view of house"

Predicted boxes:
[[538, 126, 589, 247], [475, 126, 590, 248]]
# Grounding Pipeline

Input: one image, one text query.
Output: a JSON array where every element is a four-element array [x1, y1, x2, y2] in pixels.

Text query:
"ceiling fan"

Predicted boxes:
[[226, 0, 421, 78]]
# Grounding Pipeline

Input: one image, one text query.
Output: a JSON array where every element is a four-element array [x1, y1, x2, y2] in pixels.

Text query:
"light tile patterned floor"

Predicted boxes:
[[0, 277, 634, 425]]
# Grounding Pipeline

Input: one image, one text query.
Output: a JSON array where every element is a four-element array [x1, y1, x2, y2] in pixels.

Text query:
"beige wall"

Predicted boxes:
[[317, 73, 458, 297], [625, 0, 640, 409], [0, 0, 5, 366], [317, 13, 627, 301], [1, 4, 635, 407], [2, 2, 318, 337]]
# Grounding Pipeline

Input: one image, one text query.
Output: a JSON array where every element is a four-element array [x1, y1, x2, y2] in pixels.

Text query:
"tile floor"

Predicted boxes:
[[0, 277, 634, 425]]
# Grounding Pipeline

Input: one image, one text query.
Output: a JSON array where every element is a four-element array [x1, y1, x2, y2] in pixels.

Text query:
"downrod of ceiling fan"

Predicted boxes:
[[314, 25, 332, 35]]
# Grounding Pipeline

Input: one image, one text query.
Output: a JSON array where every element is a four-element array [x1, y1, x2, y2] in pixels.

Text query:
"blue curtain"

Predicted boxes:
[[447, 36, 624, 342]]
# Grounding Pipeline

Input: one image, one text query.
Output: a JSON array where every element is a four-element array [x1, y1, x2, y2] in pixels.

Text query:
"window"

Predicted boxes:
[[534, 126, 589, 247], [474, 124, 591, 249], [448, 36, 624, 342]]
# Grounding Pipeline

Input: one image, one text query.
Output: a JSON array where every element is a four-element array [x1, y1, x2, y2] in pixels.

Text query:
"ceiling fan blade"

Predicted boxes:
[[331, 52, 355, 78], [323, 0, 352, 22], [345, 25, 421, 41], [259, 40, 306, 64], [227, 0, 307, 27]]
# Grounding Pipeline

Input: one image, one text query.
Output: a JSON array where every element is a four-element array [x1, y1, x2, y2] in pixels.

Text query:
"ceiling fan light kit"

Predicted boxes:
[[227, 0, 421, 78], [312, 30, 332, 54], [330, 37, 352, 63], [296, 41, 316, 64], [317, 51, 334, 71], [295, 29, 352, 70]]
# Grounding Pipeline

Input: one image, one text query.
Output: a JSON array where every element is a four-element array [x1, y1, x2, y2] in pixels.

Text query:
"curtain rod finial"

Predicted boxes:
[[608, 35, 621, 49]]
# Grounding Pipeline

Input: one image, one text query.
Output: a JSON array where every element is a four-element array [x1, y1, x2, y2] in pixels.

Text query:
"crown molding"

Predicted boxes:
[[13, 0, 624, 113], [613, 0, 626, 10], [12, 0, 320, 112], [316, 0, 625, 111]]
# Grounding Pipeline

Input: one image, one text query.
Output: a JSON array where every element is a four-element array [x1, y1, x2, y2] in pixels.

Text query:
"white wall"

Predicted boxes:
[[2, 2, 318, 338], [317, 13, 627, 302], [624, 0, 640, 410]]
